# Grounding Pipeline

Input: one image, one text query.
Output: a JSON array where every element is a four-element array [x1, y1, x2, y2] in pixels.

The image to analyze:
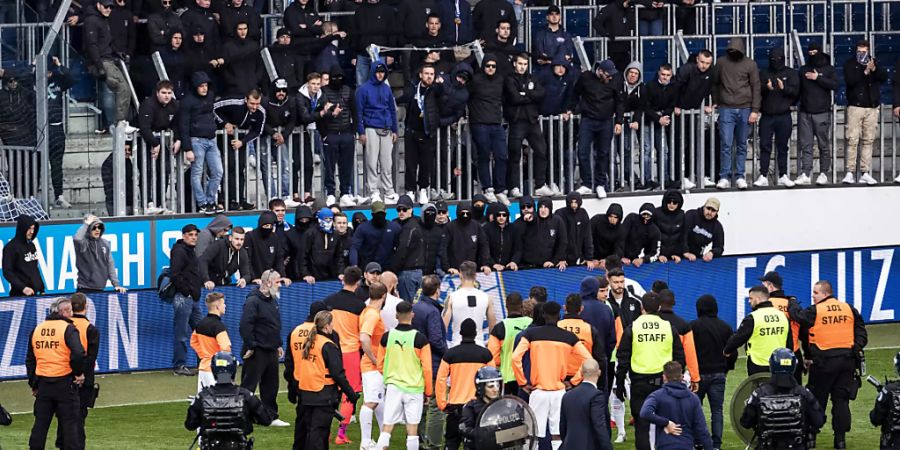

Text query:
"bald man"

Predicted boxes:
[[560, 359, 614, 450], [368, 271, 403, 330]]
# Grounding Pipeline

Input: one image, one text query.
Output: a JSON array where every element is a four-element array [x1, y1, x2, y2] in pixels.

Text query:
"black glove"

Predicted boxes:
[[0, 403, 10, 426], [288, 389, 298, 404], [614, 384, 626, 402], [347, 391, 360, 405]]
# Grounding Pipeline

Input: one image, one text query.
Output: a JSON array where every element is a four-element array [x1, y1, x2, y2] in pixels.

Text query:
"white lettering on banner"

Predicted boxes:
[[121, 233, 146, 286], [870, 249, 894, 321], [162, 231, 180, 259], [104, 235, 117, 288], [837, 252, 847, 304], [764, 255, 785, 275], [736, 257, 757, 322], [58, 236, 78, 291], [108, 293, 139, 371], [0, 299, 25, 377], [35, 239, 52, 293], [35, 297, 56, 324], [853, 251, 863, 312], [810, 253, 819, 302]]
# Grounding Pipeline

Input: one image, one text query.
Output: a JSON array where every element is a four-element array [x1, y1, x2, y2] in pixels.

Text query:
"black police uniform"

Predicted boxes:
[[871, 380, 900, 449], [460, 397, 490, 450], [185, 382, 275, 449], [740, 378, 825, 450]]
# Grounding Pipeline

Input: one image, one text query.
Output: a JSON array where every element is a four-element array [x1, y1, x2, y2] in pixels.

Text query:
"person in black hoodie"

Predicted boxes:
[[797, 42, 838, 186], [621, 203, 660, 268], [219, 0, 261, 43], [2, 215, 45, 297], [350, 0, 396, 87], [244, 211, 290, 282], [239, 270, 285, 418], [158, 31, 187, 98], [483, 202, 520, 271], [171, 224, 202, 375], [420, 203, 450, 276], [592, 0, 635, 72], [471, 194, 488, 224], [200, 226, 253, 288], [82, 0, 131, 130], [179, 71, 222, 215], [655, 190, 685, 263], [219, 21, 263, 97], [555, 192, 594, 268], [283, 0, 322, 41], [400, 64, 445, 205], [261, 79, 296, 201], [516, 197, 567, 270], [468, 54, 508, 204], [410, 14, 454, 76], [683, 197, 724, 262], [756, 47, 799, 189], [137, 80, 181, 212], [350, 201, 401, 268], [643, 63, 679, 188], [299, 207, 345, 283], [147, 0, 182, 49], [589, 203, 625, 264], [689, 294, 735, 450], [472, 0, 517, 40], [285, 205, 315, 280], [445, 202, 492, 272], [268, 29, 304, 92], [182, 27, 222, 84], [317, 65, 357, 205], [180, 0, 219, 50], [483, 19, 518, 77], [842, 39, 888, 185], [673, 49, 716, 189], [505, 53, 551, 198], [392, 195, 426, 301]]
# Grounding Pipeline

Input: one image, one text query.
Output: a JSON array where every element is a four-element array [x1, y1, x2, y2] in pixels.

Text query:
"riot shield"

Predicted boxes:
[[730, 372, 772, 446], [475, 395, 538, 450]]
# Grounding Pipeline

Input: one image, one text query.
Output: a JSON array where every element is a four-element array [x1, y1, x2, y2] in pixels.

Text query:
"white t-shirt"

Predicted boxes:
[[367, 293, 403, 330], [447, 287, 490, 348], [626, 278, 646, 298]]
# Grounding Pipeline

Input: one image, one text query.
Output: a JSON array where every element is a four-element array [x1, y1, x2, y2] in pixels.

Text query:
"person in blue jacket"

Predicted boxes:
[[355, 59, 399, 204], [535, 55, 577, 193], [640, 360, 715, 450], [411, 274, 448, 448], [349, 200, 400, 268]]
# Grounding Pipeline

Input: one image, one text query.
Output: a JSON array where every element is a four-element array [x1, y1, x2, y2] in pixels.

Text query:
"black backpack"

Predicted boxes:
[[157, 267, 177, 303]]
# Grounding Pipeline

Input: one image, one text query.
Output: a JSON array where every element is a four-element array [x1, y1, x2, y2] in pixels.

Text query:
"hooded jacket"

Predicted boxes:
[[655, 190, 685, 258], [472, 0, 517, 40], [579, 277, 616, 360], [350, 215, 401, 268], [182, 33, 221, 81], [504, 68, 545, 124], [355, 60, 398, 134], [195, 215, 232, 259], [170, 238, 202, 300], [759, 47, 800, 115], [350, 0, 397, 55], [798, 46, 838, 114], [640, 382, 715, 450], [688, 295, 736, 374], [178, 72, 218, 151], [108, 3, 135, 57], [283, 0, 322, 38], [2, 215, 45, 296], [589, 204, 625, 260], [181, 1, 220, 50], [285, 206, 315, 280], [299, 226, 346, 280], [713, 38, 761, 111], [644, 72, 678, 123], [138, 94, 180, 149], [570, 67, 625, 123], [74, 218, 121, 290], [244, 211, 285, 279], [592, 0, 635, 53], [622, 203, 660, 263], [674, 58, 715, 109], [467, 55, 506, 125], [269, 41, 305, 91], [398, 0, 438, 41], [219, 34, 264, 97], [218, 1, 261, 42], [621, 61, 645, 124], [391, 215, 425, 272], [516, 198, 568, 266], [439, 63, 473, 126], [483, 204, 520, 266], [683, 206, 724, 257], [199, 237, 253, 286], [445, 212, 491, 268], [400, 76, 444, 136], [844, 52, 888, 108], [555, 192, 593, 264], [263, 87, 296, 138], [147, 7, 183, 48], [82, 5, 113, 67], [535, 56, 577, 116], [317, 66, 356, 134], [420, 207, 450, 275]]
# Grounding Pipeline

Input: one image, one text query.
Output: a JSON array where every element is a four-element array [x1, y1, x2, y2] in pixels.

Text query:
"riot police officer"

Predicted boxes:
[[740, 348, 824, 450], [185, 352, 275, 449], [460, 366, 504, 450], [870, 351, 900, 449]]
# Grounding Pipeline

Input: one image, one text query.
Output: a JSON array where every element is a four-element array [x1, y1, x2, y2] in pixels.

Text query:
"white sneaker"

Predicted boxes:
[[325, 195, 337, 206], [550, 183, 563, 195], [370, 191, 383, 203], [145, 202, 164, 215], [417, 189, 429, 205], [534, 184, 555, 197], [313, 153, 321, 164], [284, 198, 301, 207], [384, 192, 400, 204], [360, 439, 376, 450], [339, 194, 356, 207], [794, 173, 811, 185], [894, 174, 900, 184], [815, 173, 829, 185], [682, 178, 696, 190], [120, 123, 138, 135], [615, 434, 626, 444], [736, 178, 748, 190], [703, 176, 716, 187], [55, 194, 71, 209], [248, 154, 257, 168], [842, 172, 855, 184], [483, 188, 498, 203], [595, 185, 607, 198], [575, 185, 592, 196], [496, 192, 511, 206], [509, 187, 523, 198], [777, 174, 795, 188], [716, 178, 730, 189], [753, 175, 769, 187], [859, 172, 877, 185], [405, 191, 415, 200], [439, 189, 455, 200], [270, 419, 290, 427], [355, 194, 371, 205]]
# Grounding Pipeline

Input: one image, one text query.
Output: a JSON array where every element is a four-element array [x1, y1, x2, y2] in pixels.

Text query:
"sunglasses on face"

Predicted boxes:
[[460, 211, 470, 217], [497, 212, 508, 217], [705, 207, 718, 213], [667, 200, 678, 204], [437, 211, 448, 215], [91, 226, 102, 231], [485, 64, 497, 69], [397, 207, 410, 213], [522, 205, 535, 210]]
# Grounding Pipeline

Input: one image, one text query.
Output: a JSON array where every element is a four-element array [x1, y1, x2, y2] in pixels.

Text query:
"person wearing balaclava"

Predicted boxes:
[[516, 197, 567, 270], [654, 190, 685, 263], [755, 47, 799, 189], [351, 211, 368, 231], [471, 194, 488, 224], [350, 201, 400, 269], [244, 211, 289, 282], [468, 53, 509, 205], [797, 42, 838, 186], [842, 39, 887, 186], [644, 63, 679, 189], [317, 65, 357, 208], [712, 37, 761, 190], [483, 201, 520, 272], [298, 208, 345, 284], [420, 203, 450, 276], [445, 201, 492, 272], [285, 205, 315, 280], [589, 203, 626, 264], [555, 191, 594, 268], [621, 202, 661, 268]]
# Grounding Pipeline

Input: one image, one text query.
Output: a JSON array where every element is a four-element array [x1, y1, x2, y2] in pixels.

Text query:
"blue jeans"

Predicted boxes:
[[696, 372, 726, 449], [260, 141, 292, 198], [397, 268, 422, 302], [639, 19, 664, 36], [577, 117, 613, 189], [718, 107, 751, 180], [172, 293, 202, 368], [643, 123, 670, 182], [471, 124, 508, 192], [98, 81, 116, 129], [355, 54, 372, 88], [190, 137, 224, 206], [322, 132, 355, 196]]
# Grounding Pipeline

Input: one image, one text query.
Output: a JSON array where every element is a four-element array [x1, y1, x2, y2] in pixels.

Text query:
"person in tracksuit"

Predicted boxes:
[[214, 90, 266, 211], [356, 59, 399, 204]]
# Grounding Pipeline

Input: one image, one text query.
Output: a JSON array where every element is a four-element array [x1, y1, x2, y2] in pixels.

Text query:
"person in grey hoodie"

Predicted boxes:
[[195, 214, 233, 258], [713, 37, 761, 190], [74, 215, 126, 293]]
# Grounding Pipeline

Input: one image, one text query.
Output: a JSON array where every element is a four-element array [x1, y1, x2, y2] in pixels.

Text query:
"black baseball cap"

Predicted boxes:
[[182, 224, 199, 234], [547, 5, 560, 14], [758, 271, 783, 288]]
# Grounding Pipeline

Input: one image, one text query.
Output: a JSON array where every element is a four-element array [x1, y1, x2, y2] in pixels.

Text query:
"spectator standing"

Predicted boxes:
[[682, 197, 724, 262], [590, 203, 625, 263], [420, 204, 450, 276], [2, 215, 45, 297], [536, 57, 577, 193], [713, 37, 761, 190], [673, 49, 715, 189], [483, 20, 519, 77], [299, 208, 346, 283], [411, 275, 449, 448], [468, 54, 508, 204], [516, 197, 568, 270], [654, 190, 685, 263], [170, 224, 202, 376], [240, 270, 289, 426], [244, 211, 288, 281], [643, 64, 679, 188], [199, 226, 252, 288], [504, 53, 551, 198], [283, 0, 322, 43], [109, 0, 135, 62], [268, 29, 304, 93], [399, 64, 444, 205], [436, 0, 474, 45], [181, 0, 219, 50], [621, 203, 660, 268], [472, 0, 517, 40], [356, 60, 399, 204], [261, 80, 297, 202], [484, 202, 520, 271], [689, 295, 735, 450], [391, 196, 425, 301], [295, 73, 324, 205], [350, 0, 396, 87], [571, 60, 624, 199], [74, 215, 126, 294], [592, 0, 635, 72], [445, 202, 492, 271], [158, 31, 187, 98], [636, 0, 666, 35], [195, 214, 233, 259], [83, 0, 132, 132], [350, 201, 400, 269], [178, 72, 222, 215], [147, 0, 182, 49], [534, 6, 574, 75], [213, 90, 265, 211], [219, 0, 261, 43], [639, 361, 715, 450], [560, 359, 614, 450], [443, 261, 497, 347], [842, 39, 887, 185], [182, 28, 222, 85], [755, 47, 799, 188], [410, 15, 454, 76], [46, 57, 77, 209], [137, 80, 182, 214], [620, 61, 646, 190], [316, 66, 358, 207], [797, 43, 838, 186]]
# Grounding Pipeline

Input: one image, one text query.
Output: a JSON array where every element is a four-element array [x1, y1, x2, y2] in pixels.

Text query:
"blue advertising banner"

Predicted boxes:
[[0, 244, 898, 380]]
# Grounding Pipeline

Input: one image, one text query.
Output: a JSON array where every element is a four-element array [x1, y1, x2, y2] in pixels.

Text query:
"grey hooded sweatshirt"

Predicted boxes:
[[74, 218, 121, 290], [195, 214, 233, 258], [713, 37, 761, 112]]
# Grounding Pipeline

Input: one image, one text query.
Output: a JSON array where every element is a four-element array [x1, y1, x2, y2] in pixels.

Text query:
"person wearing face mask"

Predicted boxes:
[[643, 64, 679, 189], [654, 190, 685, 264], [285, 205, 315, 280], [299, 208, 346, 284], [590, 203, 625, 266], [484, 202, 521, 272], [445, 202, 493, 274], [555, 192, 594, 269], [515, 197, 568, 271], [244, 211, 289, 283], [469, 54, 509, 205], [797, 43, 838, 186], [391, 195, 426, 301], [842, 39, 888, 185], [351, 211, 368, 231], [755, 47, 799, 189], [621, 203, 660, 268], [350, 201, 401, 269], [712, 37, 761, 190], [420, 204, 450, 276], [317, 65, 358, 208], [470, 194, 489, 224]]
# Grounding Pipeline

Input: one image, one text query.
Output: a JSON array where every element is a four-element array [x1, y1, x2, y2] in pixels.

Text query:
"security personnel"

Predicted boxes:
[[760, 271, 804, 382], [740, 348, 824, 450], [436, 318, 494, 449], [287, 310, 357, 450], [191, 292, 232, 391], [185, 352, 275, 449], [615, 293, 685, 450], [57, 293, 100, 450], [487, 293, 533, 396], [656, 289, 701, 390], [557, 294, 607, 380], [725, 286, 793, 375], [870, 352, 900, 449], [460, 366, 504, 450], [790, 280, 867, 449], [26, 297, 86, 450]]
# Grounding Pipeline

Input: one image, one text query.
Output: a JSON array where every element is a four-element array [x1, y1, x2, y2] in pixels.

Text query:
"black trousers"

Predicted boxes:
[[630, 377, 662, 450], [49, 124, 66, 198], [405, 129, 437, 191], [225, 144, 248, 206], [808, 355, 855, 435], [747, 359, 768, 376], [55, 383, 94, 449], [758, 112, 792, 177], [508, 121, 548, 190], [135, 147, 172, 206], [444, 404, 463, 450], [240, 348, 280, 415], [676, 115, 719, 182], [29, 378, 82, 450], [294, 403, 334, 450]]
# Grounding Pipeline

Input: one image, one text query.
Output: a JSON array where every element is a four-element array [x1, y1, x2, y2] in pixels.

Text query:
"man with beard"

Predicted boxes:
[[268, 29, 304, 92], [682, 197, 725, 262], [654, 190, 685, 264], [797, 43, 838, 186], [200, 226, 253, 288], [755, 47, 799, 189], [420, 204, 450, 276], [391, 196, 425, 301], [285, 205, 315, 280], [515, 197, 567, 270], [213, 89, 265, 211], [555, 192, 595, 269], [244, 211, 291, 284], [621, 203, 660, 268], [445, 202, 492, 274], [713, 37, 761, 190], [350, 201, 400, 269], [571, 59, 624, 199], [400, 64, 445, 206], [468, 54, 508, 205], [483, 202, 520, 272], [590, 203, 625, 265], [219, 21, 263, 97], [2, 215, 45, 297], [299, 208, 345, 283], [673, 49, 715, 189], [261, 84, 297, 203], [504, 53, 550, 198]]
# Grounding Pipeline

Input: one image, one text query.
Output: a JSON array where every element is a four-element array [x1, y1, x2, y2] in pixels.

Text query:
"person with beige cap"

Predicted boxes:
[[682, 198, 724, 262]]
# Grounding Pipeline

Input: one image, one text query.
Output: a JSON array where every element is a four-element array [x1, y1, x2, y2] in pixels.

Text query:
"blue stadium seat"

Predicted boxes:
[[565, 8, 592, 39]]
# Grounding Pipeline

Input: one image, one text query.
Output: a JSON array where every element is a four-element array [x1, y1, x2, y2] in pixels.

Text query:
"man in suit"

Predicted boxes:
[[560, 358, 614, 450]]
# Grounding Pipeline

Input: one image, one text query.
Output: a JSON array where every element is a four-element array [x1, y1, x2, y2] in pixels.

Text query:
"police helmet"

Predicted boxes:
[[769, 348, 797, 376], [474, 366, 503, 399], [211, 352, 238, 384], [894, 352, 900, 377]]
